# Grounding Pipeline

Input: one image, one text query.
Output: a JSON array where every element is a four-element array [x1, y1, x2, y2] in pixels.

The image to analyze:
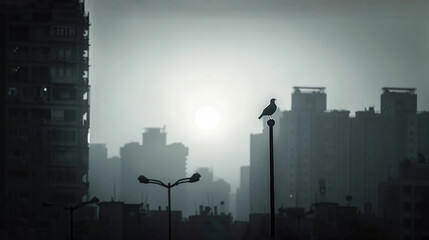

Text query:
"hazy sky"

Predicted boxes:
[[85, 0, 429, 191]]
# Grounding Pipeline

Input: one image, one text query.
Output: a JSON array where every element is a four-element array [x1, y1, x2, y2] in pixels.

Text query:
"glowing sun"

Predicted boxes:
[[195, 106, 220, 131]]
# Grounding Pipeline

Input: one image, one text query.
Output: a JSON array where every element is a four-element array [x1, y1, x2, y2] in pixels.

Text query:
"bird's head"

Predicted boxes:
[[270, 98, 276, 103]]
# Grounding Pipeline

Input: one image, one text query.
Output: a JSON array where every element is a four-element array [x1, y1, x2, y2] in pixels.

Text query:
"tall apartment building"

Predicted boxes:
[[89, 144, 120, 201], [349, 106, 395, 213], [236, 165, 250, 221], [248, 87, 428, 218], [379, 160, 429, 240], [0, 0, 90, 237], [278, 87, 349, 209], [350, 88, 428, 213]]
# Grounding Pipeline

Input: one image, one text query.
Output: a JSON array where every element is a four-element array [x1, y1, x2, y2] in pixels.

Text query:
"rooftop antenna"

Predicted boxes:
[[113, 182, 116, 201], [319, 178, 326, 202]]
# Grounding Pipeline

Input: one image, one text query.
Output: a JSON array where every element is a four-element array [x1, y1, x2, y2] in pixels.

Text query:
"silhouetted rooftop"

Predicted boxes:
[[293, 86, 326, 93], [382, 87, 416, 93]]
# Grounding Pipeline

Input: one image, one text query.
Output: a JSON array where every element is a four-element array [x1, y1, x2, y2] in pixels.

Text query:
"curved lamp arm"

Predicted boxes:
[[138, 175, 168, 188], [73, 196, 100, 210], [139, 173, 201, 188], [171, 172, 201, 187], [148, 179, 168, 188], [42, 202, 66, 209]]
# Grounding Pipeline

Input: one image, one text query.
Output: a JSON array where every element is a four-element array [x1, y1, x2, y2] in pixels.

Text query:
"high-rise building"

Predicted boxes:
[[379, 160, 429, 240], [349, 88, 424, 213], [381, 88, 418, 166], [0, 0, 90, 238], [236, 166, 249, 221], [120, 128, 189, 213], [249, 125, 270, 214], [278, 87, 349, 209], [349, 106, 395, 212], [89, 144, 120, 201], [248, 87, 428, 218]]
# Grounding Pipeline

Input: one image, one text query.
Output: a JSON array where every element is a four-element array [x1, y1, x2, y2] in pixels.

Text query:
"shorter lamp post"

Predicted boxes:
[[42, 196, 99, 240], [138, 173, 201, 240]]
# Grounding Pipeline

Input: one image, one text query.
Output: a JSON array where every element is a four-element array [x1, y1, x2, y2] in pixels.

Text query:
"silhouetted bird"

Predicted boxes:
[[258, 98, 277, 119]]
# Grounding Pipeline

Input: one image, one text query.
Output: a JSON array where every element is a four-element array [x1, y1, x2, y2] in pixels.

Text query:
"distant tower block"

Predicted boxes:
[[292, 86, 326, 112], [381, 87, 417, 117]]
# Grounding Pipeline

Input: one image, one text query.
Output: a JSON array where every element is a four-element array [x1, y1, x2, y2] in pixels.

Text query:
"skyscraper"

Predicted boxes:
[[236, 165, 249, 221], [248, 87, 428, 217], [0, 0, 90, 237], [89, 144, 120, 201], [278, 87, 349, 209], [349, 88, 427, 212]]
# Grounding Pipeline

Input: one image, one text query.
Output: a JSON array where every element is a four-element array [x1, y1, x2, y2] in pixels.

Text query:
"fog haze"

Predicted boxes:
[[85, 0, 429, 190]]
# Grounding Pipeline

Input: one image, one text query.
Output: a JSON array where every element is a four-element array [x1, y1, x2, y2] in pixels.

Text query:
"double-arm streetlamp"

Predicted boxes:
[[42, 196, 99, 240], [138, 173, 201, 240]]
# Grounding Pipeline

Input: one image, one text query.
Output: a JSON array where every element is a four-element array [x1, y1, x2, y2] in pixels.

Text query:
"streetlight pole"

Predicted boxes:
[[138, 173, 201, 240], [42, 196, 99, 240], [70, 207, 74, 240], [268, 118, 276, 238], [168, 183, 172, 240]]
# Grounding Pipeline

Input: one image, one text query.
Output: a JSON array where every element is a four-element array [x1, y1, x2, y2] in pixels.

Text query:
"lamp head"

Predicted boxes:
[[138, 175, 149, 184], [189, 173, 201, 183]]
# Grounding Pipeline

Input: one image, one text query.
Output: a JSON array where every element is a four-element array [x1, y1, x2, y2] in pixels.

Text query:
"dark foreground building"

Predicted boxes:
[[379, 160, 429, 240], [0, 0, 91, 238]]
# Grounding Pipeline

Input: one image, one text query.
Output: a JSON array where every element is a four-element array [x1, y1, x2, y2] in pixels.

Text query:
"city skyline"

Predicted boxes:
[[2, 0, 429, 239], [85, 0, 429, 191], [90, 85, 429, 191]]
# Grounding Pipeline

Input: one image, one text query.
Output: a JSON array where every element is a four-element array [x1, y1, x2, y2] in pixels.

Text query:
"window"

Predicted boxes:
[[402, 202, 412, 213], [50, 66, 75, 79], [402, 218, 412, 230], [52, 26, 76, 37], [8, 66, 29, 82], [9, 25, 29, 41], [32, 108, 51, 120], [53, 192, 75, 202], [51, 109, 64, 121], [64, 110, 76, 121], [57, 47, 73, 61], [8, 169, 28, 179], [53, 88, 76, 100], [7, 87, 19, 96], [403, 186, 412, 195], [32, 66, 50, 83], [52, 151, 76, 162], [8, 108, 19, 117], [402, 235, 411, 240], [48, 130, 76, 142]]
